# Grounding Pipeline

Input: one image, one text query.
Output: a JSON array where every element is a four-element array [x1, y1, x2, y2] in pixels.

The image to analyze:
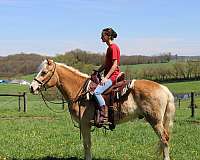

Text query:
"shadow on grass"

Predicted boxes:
[[13, 156, 112, 160], [175, 118, 200, 125]]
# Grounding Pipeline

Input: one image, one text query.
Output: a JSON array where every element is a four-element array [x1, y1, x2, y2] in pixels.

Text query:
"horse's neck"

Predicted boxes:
[[56, 65, 88, 100]]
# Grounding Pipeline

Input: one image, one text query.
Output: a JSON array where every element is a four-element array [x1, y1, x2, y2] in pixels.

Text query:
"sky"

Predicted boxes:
[[0, 0, 200, 57]]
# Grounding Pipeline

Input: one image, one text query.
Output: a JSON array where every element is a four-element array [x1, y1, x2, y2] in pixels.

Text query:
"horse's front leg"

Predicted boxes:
[[81, 123, 92, 160]]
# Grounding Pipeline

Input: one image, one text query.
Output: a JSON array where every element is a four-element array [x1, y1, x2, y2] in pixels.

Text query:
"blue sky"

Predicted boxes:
[[0, 0, 200, 56]]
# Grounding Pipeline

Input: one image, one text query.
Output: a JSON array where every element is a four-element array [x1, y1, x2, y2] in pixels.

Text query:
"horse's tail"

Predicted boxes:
[[163, 87, 176, 139], [157, 85, 176, 156]]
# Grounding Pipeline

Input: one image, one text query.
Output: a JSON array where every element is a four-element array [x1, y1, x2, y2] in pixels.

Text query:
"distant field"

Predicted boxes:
[[120, 63, 200, 94], [120, 62, 174, 72], [0, 76, 200, 159], [2, 71, 200, 95], [164, 81, 200, 94]]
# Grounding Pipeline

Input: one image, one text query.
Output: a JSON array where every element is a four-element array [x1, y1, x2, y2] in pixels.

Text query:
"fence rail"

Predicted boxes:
[[0, 92, 27, 112], [175, 92, 199, 117]]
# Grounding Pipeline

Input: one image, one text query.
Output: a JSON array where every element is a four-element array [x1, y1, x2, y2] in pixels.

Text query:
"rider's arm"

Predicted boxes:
[[104, 59, 118, 79]]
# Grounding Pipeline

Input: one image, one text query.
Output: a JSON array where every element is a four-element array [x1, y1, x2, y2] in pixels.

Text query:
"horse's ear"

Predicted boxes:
[[46, 59, 53, 65]]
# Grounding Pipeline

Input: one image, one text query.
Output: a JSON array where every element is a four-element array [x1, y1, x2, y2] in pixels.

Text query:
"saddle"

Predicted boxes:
[[87, 71, 132, 130], [89, 72, 130, 95]]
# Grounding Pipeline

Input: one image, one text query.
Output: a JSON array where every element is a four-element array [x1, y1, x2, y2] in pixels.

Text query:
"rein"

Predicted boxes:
[[34, 61, 94, 138], [40, 91, 68, 113], [39, 77, 90, 113], [38, 67, 91, 136], [34, 62, 69, 113], [40, 90, 84, 135]]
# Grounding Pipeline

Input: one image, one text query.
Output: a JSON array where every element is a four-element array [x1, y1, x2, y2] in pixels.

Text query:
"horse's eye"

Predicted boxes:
[[41, 71, 47, 76]]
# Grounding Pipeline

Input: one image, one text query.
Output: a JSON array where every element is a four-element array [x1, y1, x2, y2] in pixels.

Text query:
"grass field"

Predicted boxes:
[[120, 62, 174, 72], [120, 63, 200, 94], [164, 81, 200, 94], [0, 77, 200, 160]]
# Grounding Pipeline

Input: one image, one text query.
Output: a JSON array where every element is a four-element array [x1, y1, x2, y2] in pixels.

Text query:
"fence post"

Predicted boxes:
[[18, 95, 21, 112], [23, 92, 27, 112], [0, 93, 27, 112], [191, 92, 195, 117], [178, 98, 181, 108]]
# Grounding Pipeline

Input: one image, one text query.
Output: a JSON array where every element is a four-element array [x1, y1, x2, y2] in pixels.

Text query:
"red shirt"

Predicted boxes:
[[104, 43, 120, 83]]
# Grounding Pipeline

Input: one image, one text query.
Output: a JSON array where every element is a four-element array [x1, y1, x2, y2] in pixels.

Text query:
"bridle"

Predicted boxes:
[[34, 62, 57, 90], [33, 61, 95, 137], [33, 61, 90, 105]]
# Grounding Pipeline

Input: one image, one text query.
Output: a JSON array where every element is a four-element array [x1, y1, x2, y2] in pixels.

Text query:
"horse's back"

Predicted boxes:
[[131, 79, 174, 118], [133, 79, 169, 98]]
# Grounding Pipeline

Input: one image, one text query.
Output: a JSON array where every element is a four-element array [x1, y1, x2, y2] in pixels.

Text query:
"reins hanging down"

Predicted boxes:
[[39, 75, 92, 139], [40, 91, 68, 113]]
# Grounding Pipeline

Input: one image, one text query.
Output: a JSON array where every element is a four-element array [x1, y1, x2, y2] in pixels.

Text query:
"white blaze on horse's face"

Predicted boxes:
[[30, 80, 40, 94], [30, 60, 49, 94]]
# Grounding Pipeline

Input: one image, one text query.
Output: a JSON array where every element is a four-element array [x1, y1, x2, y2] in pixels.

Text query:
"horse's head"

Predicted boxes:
[[30, 59, 58, 94]]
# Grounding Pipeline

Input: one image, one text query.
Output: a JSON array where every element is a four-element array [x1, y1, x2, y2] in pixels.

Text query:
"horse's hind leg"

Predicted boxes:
[[152, 122, 170, 160]]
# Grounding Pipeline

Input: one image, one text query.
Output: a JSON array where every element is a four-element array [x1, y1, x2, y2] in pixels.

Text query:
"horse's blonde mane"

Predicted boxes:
[[38, 60, 48, 72], [56, 62, 90, 78]]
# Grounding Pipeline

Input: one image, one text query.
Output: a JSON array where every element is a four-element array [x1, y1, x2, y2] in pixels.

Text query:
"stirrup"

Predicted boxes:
[[90, 119, 102, 128], [99, 118, 112, 125], [90, 119, 95, 124]]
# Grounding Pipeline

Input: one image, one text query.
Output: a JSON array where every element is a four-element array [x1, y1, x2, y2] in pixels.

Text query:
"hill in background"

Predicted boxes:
[[0, 53, 46, 78], [0, 49, 200, 78]]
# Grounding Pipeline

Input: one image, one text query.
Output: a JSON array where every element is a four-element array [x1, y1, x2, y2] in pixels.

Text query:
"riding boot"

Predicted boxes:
[[92, 107, 103, 128], [99, 105, 108, 124]]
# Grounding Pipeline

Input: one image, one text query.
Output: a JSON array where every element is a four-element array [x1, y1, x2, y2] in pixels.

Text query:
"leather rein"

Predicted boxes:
[[34, 62, 88, 105], [33, 62, 92, 137]]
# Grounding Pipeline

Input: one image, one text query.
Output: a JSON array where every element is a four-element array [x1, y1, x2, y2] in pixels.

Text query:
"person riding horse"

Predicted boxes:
[[93, 27, 121, 125], [29, 28, 176, 160], [30, 59, 175, 160]]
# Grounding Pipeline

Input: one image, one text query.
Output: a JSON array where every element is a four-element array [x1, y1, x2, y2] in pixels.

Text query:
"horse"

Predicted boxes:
[[30, 59, 175, 160]]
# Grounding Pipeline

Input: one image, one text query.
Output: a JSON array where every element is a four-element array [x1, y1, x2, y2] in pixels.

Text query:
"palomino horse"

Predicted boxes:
[[30, 59, 175, 160]]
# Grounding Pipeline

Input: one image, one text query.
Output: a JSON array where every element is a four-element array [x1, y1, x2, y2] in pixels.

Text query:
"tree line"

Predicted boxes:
[[0, 49, 200, 82], [0, 53, 45, 77], [54, 49, 173, 66], [125, 61, 200, 82]]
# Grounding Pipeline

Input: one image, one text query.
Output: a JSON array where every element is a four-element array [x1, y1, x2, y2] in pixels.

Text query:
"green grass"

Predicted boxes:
[[119, 63, 200, 94], [164, 81, 200, 94], [120, 62, 174, 72], [93, 61, 174, 73], [0, 78, 200, 160], [18, 73, 36, 82]]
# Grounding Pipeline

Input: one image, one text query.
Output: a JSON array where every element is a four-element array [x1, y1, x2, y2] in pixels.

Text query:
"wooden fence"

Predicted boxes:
[[175, 92, 199, 117], [0, 92, 27, 112]]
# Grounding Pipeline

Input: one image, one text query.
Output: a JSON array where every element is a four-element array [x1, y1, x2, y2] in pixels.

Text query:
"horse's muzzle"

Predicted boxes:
[[30, 85, 34, 94], [29, 84, 40, 95]]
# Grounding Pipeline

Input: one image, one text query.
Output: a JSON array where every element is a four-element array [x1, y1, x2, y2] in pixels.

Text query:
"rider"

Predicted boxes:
[[93, 27, 121, 124]]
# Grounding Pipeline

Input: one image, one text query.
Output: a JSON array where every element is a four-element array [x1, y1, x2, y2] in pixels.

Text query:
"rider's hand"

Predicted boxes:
[[101, 77, 108, 85], [93, 69, 99, 74]]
